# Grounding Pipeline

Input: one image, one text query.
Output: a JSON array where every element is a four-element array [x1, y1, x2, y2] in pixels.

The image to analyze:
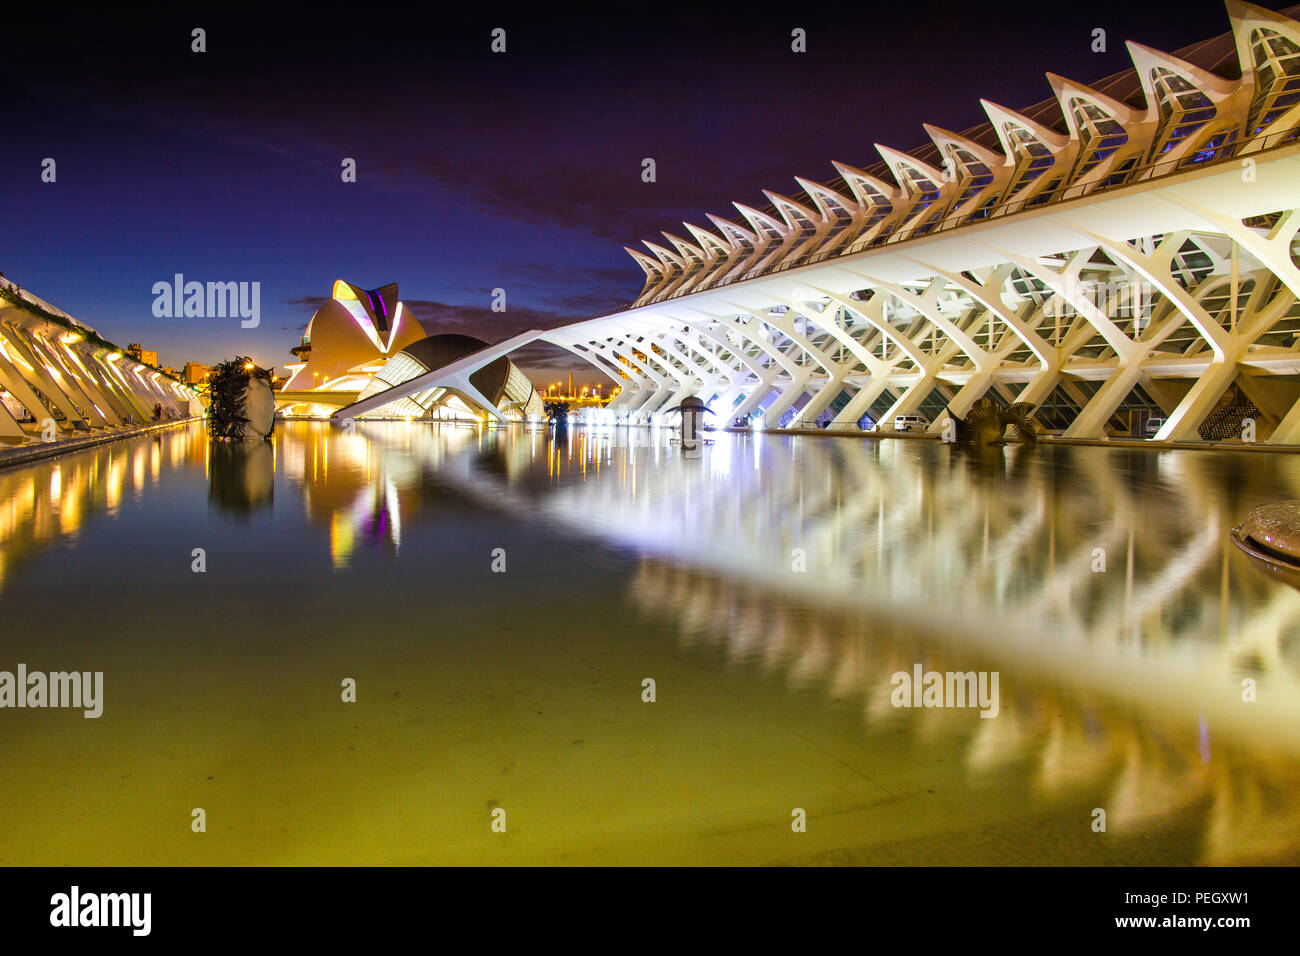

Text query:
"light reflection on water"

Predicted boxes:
[[1, 420, 1299, 864]]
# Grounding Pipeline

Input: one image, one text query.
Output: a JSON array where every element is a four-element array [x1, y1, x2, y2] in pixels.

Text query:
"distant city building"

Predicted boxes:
[[183, 362, 210, 385], [126, 343, 157, 367], [541, 380, 614, 408]]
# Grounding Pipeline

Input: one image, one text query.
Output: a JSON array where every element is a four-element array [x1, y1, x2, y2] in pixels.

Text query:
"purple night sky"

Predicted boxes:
[[1, 3, 1238, 384]]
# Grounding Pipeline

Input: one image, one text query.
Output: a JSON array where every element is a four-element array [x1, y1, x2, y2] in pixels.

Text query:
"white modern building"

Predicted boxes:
[[279, 280, 542, 422], [0, 278, 202, 443]]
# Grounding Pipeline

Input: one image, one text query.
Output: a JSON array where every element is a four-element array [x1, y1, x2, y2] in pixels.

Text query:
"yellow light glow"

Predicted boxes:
[[0, 335, 35, 372]]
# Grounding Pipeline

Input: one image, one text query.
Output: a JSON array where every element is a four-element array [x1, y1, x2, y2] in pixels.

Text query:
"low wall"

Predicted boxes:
[[0, 418, 203, 471]]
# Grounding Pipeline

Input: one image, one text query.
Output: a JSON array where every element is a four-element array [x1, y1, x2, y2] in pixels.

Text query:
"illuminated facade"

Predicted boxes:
[[283, 281, 543, 422], [0, 278, 202, 444], [336, 2, 1300, 445], [278, 280, 427, 417], [183, 362, 210, 385]]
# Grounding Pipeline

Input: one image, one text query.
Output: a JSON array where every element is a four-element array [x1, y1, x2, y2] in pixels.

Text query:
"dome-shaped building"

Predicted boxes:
[[278, 280, 427, 417], [279, 280, 542, 421]]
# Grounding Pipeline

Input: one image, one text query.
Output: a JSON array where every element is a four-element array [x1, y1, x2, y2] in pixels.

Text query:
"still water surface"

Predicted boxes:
[[1, 421, 1298, 864]]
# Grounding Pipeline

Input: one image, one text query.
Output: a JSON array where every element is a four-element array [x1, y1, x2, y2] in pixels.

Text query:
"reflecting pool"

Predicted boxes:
[[2, 420, 1298, 864]]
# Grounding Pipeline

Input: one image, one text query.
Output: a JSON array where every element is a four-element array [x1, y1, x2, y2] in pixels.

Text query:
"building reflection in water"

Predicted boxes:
[[207, 441, 275, 516], [4, 419, 1300, 862], [279, 423, 421, 567], [626, 559, 1300, 864], [0, 425, 209, 591], [350, 421, 1300, 864]]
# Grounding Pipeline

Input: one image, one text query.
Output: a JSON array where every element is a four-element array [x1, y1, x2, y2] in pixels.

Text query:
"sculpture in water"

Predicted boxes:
[[948, 398, 1037, 447], [206, 357, 275, 442]]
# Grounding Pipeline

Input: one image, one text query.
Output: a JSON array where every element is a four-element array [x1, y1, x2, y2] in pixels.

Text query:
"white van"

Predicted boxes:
[[1144, 416, 1165, 437], [895, 414, 929, 432]]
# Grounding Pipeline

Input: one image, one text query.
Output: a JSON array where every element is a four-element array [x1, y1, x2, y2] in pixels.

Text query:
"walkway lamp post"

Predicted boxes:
[[667, 395, 713, 455]]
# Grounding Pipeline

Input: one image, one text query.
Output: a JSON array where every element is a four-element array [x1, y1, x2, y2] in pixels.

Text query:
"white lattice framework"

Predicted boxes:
[[0, 280, 201, 442], [340, 2, 1300, 444]]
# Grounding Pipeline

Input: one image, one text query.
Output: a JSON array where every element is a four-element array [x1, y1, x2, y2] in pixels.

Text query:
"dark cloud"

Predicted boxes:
[[288, 260, 635, 335], [465, 262, 639, 315], [15, 9, 1241, 241], [285, 296, 330, 311], [286, 293, 572, 332], [12, 6, 1239, 260], [511, 343, 595, 375], [401, 300, 564, 334]]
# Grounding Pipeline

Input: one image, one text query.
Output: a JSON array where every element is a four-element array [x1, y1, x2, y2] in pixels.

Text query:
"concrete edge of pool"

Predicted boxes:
[[0, 417, 203, 472]]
